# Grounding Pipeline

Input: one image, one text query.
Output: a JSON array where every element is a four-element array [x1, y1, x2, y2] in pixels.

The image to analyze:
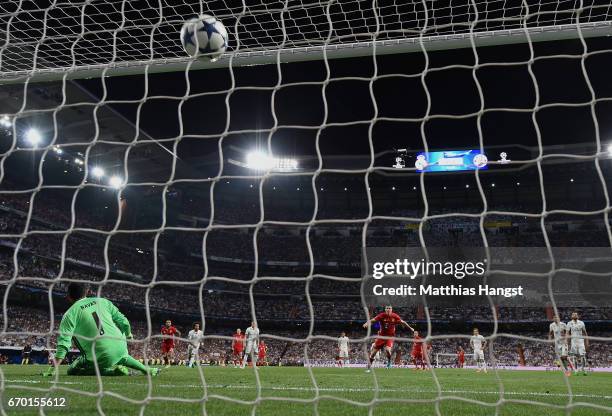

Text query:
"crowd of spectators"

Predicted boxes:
[[1, 187, 611, 367], [0, 305, 609, 367]]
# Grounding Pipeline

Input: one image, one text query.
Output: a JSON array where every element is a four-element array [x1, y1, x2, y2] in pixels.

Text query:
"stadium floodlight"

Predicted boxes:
[[24, 128, 42, 147], [246, 151, 274, 171], [245, 151, 298, 171], [53, 146, 63, 154], [109, 176, 124, 189], [91, 166, 105, 178], [0, 115, 11, 127], [278, 158, 298, 170], [608, 144, 612, 154], [74, 158, 84, 165]]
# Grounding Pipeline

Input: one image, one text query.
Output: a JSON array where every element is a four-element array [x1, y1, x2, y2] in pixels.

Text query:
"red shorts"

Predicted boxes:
[[258, 354, 265, 360], [374, 338, 394, 350], [411, 349, 423, 359], [161, 341, 175, 354], [233, 348, 243, 356]]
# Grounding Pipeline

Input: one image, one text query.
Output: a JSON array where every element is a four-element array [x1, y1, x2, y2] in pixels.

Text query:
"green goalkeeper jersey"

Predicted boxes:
[[55, 297, 132, 368]]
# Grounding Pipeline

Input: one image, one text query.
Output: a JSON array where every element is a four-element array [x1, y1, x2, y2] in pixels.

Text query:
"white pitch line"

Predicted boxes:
[[4, 380, 612, 401]]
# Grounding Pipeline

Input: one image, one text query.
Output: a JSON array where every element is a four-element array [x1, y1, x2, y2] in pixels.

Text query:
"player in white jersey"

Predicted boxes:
[[241, 321, 260, 369], [470, 328, 487, 373], [187, 322, 203, 368], [567, 312, 589, 375], [337, 332, 350, 367], [548, 315, 571, 375]]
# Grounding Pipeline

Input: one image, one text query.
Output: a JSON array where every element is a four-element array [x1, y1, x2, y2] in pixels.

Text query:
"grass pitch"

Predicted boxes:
[[1, 365, 611, 415]]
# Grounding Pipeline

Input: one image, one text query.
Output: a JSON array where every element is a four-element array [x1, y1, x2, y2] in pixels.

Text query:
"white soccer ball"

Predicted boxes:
[[180, 15, 228, 61]]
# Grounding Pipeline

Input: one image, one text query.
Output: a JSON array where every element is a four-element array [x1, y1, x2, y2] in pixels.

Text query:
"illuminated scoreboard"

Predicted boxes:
[[415, 150, 488, 172]]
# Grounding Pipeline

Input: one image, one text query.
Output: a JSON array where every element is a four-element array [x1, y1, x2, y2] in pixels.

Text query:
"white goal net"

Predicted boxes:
[[1, 0, 612, 414]]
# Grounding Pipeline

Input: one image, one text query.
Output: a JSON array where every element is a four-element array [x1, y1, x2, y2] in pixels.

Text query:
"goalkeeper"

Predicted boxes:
[[43, 283, 160, 377]]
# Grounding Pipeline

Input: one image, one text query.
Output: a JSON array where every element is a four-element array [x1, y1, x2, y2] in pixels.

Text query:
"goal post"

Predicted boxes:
[[435, 352, 459, 368]]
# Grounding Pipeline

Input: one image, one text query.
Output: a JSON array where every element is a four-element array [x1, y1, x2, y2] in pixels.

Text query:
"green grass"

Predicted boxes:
[[1, 365, 611, 415]]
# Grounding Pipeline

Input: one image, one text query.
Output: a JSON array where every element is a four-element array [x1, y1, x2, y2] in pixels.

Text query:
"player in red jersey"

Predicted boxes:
[[161, 319, 181, 368], [363, 305, 414, 371], [411, 330, 425, 369], [457, 346, 465, 368], [258, 340, 268, 366], [232, 328, 245, 367]]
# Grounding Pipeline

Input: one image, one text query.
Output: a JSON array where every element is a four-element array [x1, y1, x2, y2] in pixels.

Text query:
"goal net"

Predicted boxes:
[[1, 0, 612, 414]]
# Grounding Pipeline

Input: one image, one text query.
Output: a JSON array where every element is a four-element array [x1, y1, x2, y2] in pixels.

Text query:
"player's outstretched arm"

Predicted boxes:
[[362, 318, 377, 328], [42, 357, 64, 377], [43, 314, 74, 377], [400, 320, 415, 332]]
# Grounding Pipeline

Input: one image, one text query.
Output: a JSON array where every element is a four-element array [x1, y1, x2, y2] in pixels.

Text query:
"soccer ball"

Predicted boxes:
[[180, 15, 228, 61]]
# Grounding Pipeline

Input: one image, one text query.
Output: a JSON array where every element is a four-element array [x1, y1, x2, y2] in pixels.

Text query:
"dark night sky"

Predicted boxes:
[[3, 31, 612, 220], [77, 35, 612, 163]]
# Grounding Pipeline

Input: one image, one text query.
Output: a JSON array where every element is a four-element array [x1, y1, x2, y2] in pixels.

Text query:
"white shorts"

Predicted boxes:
[[473, 350, 484, 361], [245, 342, 256, 354], [188, 345, 199, 356], [570, 339, 585, 356], [338, 348, 349, 359], [554, 342, 568, 357]]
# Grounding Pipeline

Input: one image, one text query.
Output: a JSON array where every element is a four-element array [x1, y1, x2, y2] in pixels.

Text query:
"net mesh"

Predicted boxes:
[[1, 0, 612, 78], [0, 0, 611, 414]]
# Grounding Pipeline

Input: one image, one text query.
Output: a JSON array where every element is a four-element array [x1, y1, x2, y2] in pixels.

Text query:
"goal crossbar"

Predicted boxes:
[[1, 21, 611, 85]]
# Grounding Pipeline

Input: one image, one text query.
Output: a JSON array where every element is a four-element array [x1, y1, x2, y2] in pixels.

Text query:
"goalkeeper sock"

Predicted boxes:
[[118, 356, 152, 375]]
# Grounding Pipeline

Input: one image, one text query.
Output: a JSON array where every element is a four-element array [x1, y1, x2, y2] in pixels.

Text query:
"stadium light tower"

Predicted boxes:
[[246, 151, 274, 171], [244, 151, 298, 172], [109, 175, 123, 189], [91, 166, 105, 178], [24, 128, 42, 147]]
